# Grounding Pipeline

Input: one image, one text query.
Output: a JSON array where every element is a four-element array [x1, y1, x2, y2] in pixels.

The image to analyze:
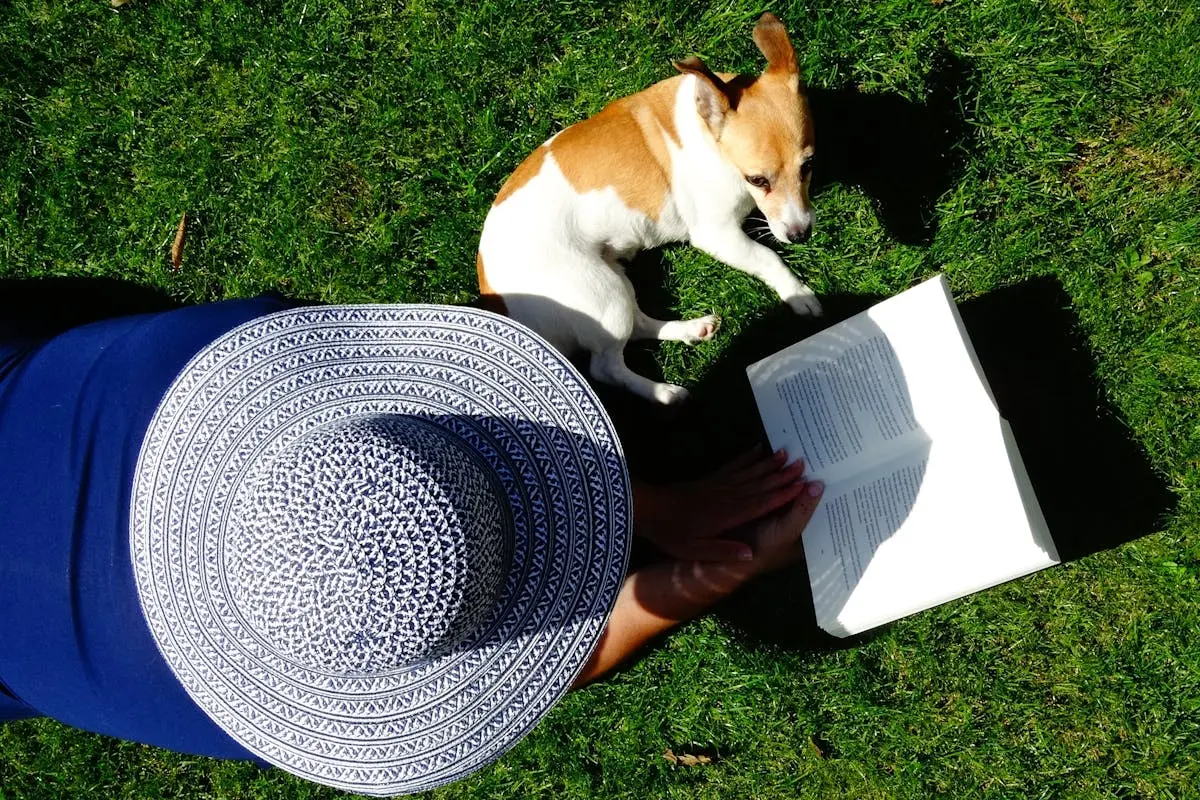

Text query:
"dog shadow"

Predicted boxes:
[[603, 47, 982, 452], [2, 276, 1174, 658], [807, 49, 979, 244], [602, 277, 1175, 653]]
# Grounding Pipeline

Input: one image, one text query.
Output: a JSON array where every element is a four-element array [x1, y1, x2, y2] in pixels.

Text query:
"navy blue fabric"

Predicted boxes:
[[0, 680, 38, 722], [0, 297, 294, 758]]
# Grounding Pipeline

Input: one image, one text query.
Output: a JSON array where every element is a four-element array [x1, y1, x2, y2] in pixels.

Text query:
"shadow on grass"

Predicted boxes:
[[0, 277, 180, 339], [0, 275, 1175, 659], [807, 49, 980, 244], [599, 277, 1175, 654]]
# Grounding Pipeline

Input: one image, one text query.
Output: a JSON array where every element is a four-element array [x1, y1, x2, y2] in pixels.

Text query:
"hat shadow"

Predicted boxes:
[[597, 276, 1174, 653], [0, 271, 1172, 656]]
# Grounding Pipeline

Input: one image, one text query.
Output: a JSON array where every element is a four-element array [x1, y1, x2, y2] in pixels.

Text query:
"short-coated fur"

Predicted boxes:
[[477, 13, 820, 404]]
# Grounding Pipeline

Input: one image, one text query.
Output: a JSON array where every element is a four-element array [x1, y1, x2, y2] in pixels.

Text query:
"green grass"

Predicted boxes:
[[2, 0, 1199, 797]]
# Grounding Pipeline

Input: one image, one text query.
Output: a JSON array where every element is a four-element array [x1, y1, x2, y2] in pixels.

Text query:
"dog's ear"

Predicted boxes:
[[752, 12, 800, 84], [674, 56, 736, 137]]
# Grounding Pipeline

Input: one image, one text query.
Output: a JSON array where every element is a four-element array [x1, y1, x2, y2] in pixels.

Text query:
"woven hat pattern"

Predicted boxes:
[[225, 414, 510, 674], [130, 306, 630, 795]]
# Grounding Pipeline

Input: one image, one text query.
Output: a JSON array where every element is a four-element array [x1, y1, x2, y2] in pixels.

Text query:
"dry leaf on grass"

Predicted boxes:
[[808, 736, 826, 759], [662, 748, 713, 767], [170, 213, 187, 270]]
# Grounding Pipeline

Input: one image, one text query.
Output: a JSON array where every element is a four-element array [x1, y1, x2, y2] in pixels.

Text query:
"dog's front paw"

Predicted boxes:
[[683, 314, 721, 344], [653, 383, 691, 406], [785, 290, 823, 317], [696, 314, 721, 341]]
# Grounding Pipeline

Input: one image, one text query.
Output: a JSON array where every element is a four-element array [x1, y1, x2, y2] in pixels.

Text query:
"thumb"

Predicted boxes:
[[756, 481, 825, 554], [785, 480, 824, 529]]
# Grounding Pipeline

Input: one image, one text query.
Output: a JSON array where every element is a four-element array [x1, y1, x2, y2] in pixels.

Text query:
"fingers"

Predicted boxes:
[[715, 475, 809, 532], [747, 475, 810, 518], [716, 451, 797, 498], [749, 457, 806, 492], [731, 448, 792, 483], [753, 480, 825, 558], [705, 444, 807, 492], [690, 451, 808, 533], [720, 458, 805, 516], [781, 480, 824, 531]]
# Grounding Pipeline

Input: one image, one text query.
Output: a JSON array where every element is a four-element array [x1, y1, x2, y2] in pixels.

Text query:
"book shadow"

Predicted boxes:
[[960, 278, 1175, 562], [597, 276, 1174, 653], [4, 277, 1173, 656]]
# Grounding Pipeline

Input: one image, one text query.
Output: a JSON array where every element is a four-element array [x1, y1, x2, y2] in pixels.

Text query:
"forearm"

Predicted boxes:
[[571, 558, 754, 688], [629, 479, 659, 534]]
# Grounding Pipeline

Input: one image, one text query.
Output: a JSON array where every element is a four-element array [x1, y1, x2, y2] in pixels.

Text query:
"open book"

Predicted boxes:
[[747, 275, 1059, 636]]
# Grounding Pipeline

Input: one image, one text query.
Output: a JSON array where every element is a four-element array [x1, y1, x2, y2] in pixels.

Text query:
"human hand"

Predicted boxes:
[[734, 479, 824, 579], [572, 476, 823, 689], [633, 445, 808, 562], [642, 477, 823, 621]]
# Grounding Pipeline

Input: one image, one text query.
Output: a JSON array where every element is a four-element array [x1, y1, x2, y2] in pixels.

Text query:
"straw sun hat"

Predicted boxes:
[[129, 305, 631, 795]]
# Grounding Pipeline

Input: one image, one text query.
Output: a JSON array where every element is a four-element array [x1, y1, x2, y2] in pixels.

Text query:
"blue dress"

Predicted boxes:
[[0, 296, 294, 758]]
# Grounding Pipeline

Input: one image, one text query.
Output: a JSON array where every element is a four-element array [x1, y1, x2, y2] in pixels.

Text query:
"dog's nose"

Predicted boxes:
[[787, 224, 811, 244]]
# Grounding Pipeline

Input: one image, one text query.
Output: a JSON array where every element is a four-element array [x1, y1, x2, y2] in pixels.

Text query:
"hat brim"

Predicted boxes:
[[131, 305, 631, 795]]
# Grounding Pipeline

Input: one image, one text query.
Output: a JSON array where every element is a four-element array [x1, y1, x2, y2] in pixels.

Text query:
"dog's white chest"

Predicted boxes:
[[567, 177, 687, 258]]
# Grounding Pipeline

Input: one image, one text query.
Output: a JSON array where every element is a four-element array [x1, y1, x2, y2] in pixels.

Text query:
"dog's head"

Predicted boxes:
[[676, 13, 815, 244]]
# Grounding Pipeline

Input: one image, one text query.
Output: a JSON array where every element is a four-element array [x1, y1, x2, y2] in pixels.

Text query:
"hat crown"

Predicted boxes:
[[225, 414, 510, 675]]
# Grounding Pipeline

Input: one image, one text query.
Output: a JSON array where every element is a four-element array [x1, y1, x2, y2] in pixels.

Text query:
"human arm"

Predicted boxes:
[[632, 446, 809, 562], [573, 479, 824, 688]]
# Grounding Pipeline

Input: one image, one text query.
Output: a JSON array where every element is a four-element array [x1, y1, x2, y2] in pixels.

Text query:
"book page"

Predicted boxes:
[[804, 417, 1060, 637], [812, 452, 930, 595], [747, 276, 997, 484], [747, 276, 1060, 636]]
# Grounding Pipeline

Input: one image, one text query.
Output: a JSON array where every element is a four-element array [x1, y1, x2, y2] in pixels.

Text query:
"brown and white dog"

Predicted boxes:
[[477, 13, 820, 404]]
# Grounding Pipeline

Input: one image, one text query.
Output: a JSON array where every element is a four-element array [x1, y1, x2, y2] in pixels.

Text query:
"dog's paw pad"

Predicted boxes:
[[786, 292, 823, 317], [694, 315, 721, 341], [653, 384, 691, 406]]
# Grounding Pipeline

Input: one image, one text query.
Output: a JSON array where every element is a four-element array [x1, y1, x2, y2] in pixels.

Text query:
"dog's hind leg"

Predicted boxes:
[[632, 311, 721, 344], [589, 348, 690, 406], [545, 251, 690, 405]]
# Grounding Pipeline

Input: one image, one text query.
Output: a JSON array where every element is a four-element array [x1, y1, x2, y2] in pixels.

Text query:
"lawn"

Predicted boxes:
[[2, 0, 1199, 798]]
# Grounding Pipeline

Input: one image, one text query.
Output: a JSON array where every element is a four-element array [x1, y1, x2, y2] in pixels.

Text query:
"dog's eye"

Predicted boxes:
[[800, 159, 815, 179], [745, 175, 770, 190]]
